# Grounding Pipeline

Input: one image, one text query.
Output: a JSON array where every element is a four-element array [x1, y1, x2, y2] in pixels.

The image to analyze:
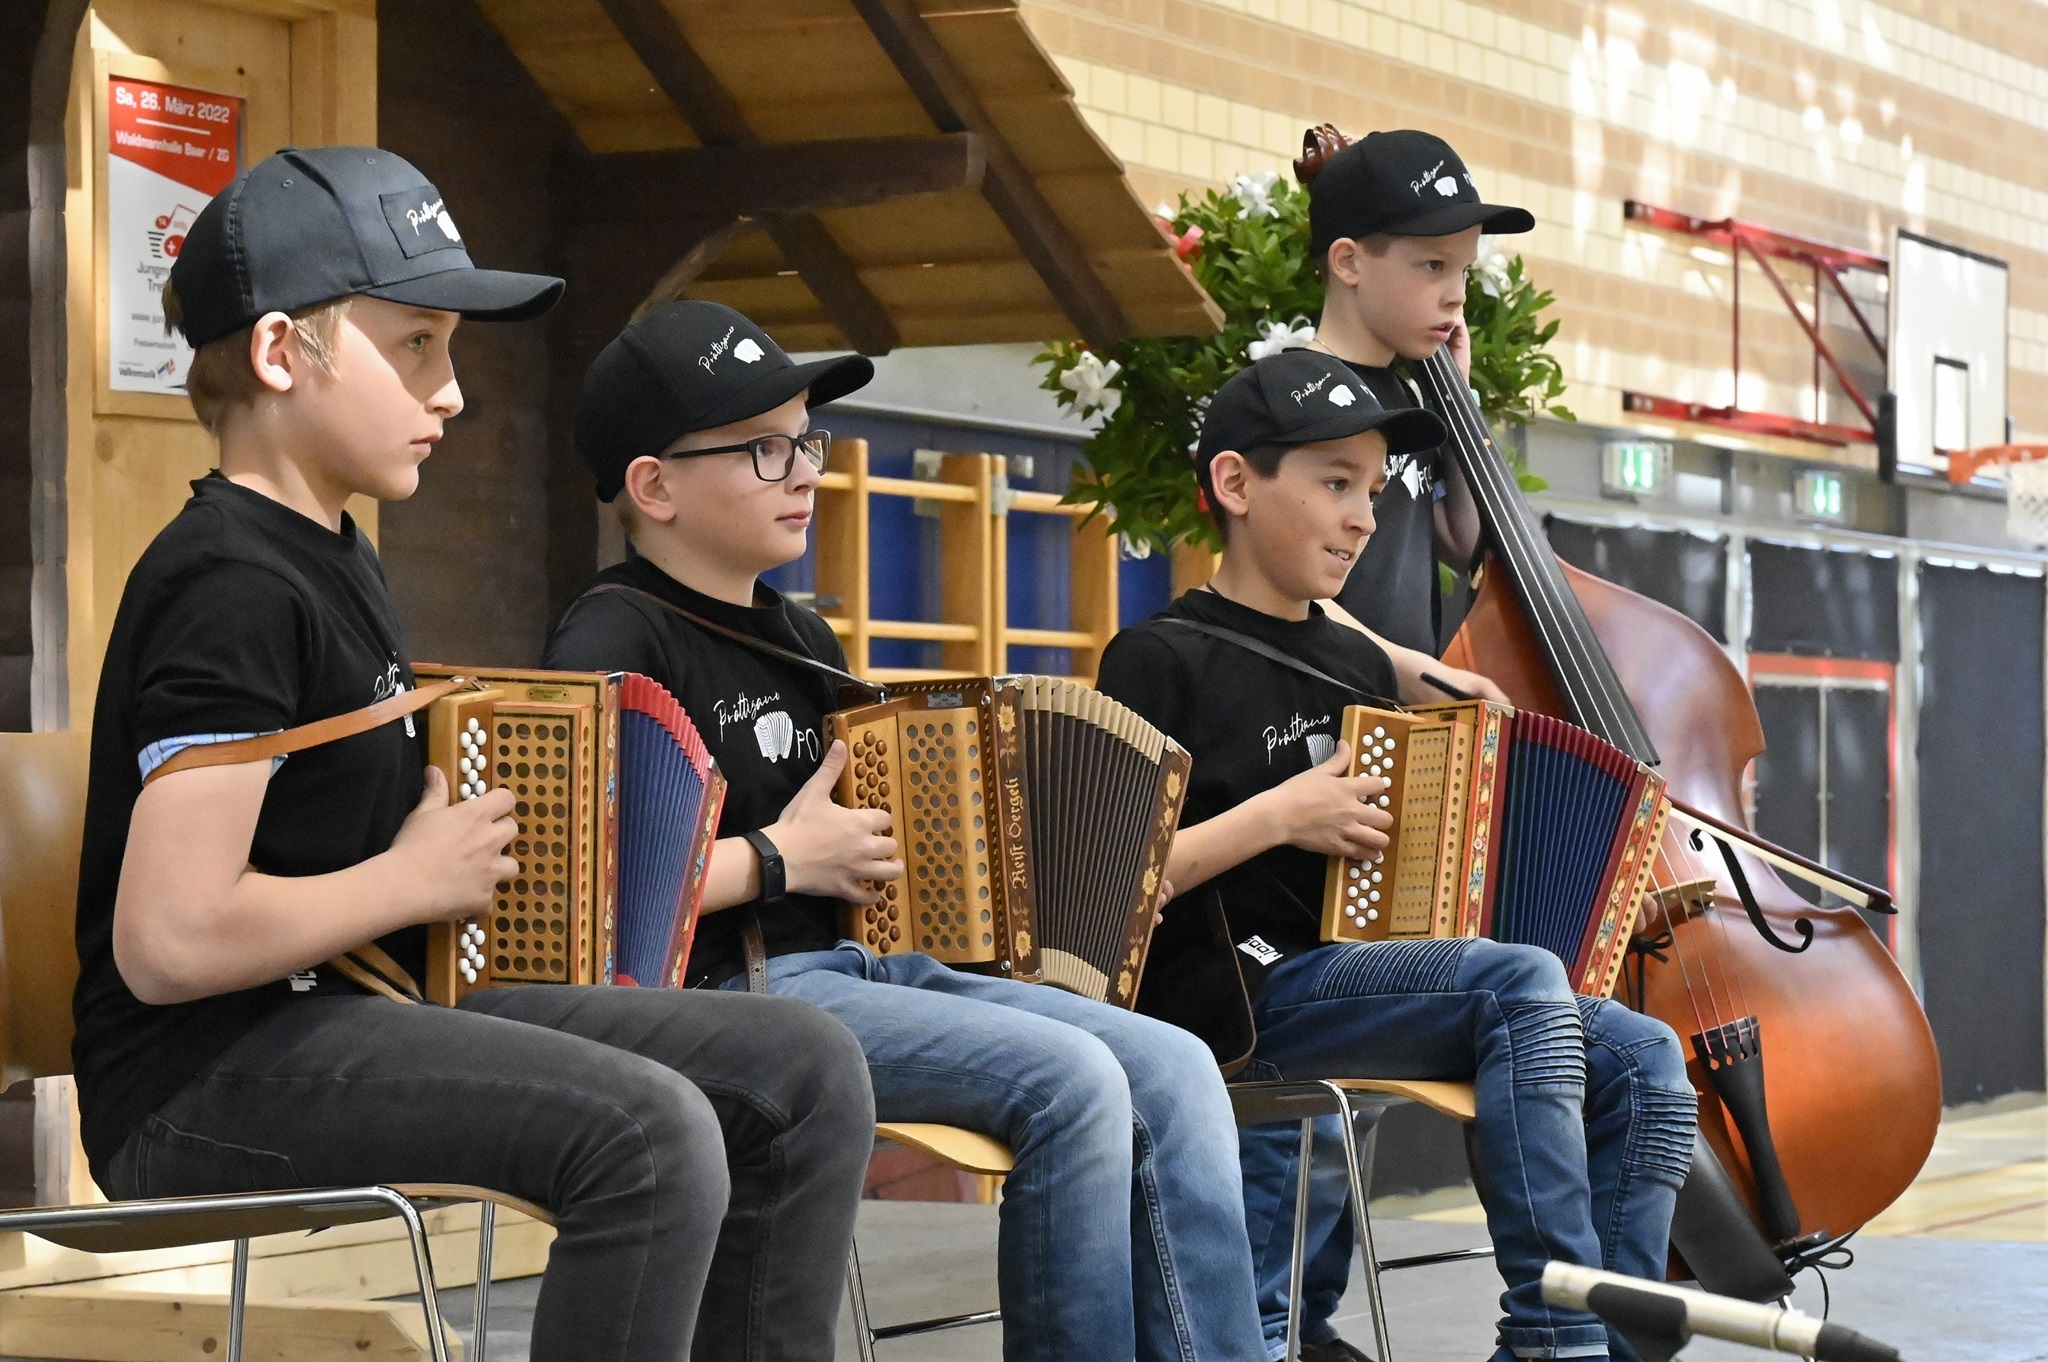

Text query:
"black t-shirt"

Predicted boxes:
[[543, 557, 846, 987], [1333, 360, 1444, 655], [72, 474, 426, 1172], [1095, 588, 1400, 1007]]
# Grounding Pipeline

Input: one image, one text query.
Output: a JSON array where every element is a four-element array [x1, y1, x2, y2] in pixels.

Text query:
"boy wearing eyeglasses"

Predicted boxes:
[[543, 301, 1266, 1362]]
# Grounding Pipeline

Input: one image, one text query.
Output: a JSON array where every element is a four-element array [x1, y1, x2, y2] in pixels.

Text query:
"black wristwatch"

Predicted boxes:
[[742, 828, 786, 903]]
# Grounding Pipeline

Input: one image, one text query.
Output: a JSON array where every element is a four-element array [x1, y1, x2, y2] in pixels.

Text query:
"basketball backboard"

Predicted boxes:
[[1887, 229, 2010, 483]]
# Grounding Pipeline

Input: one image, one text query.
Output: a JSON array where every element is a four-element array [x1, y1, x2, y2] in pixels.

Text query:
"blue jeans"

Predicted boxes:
[[1237, 939, 1696, 1361], [738, 944, 1265, 1362]]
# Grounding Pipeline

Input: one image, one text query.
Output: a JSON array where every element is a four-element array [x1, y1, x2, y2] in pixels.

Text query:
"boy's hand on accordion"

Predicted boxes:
[[770, 740, 905, 904], [1266, 741, 1394, 860], [389, 765, 521, 921]]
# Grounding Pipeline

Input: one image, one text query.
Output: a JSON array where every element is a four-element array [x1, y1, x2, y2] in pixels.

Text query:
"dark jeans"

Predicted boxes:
[[98, 986, 876, 1362]]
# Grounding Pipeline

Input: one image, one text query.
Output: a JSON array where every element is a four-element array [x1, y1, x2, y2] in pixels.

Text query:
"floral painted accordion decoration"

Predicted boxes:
[[413, 666, 725, 1002], [1322, 699, 1669, 999], [828, 677, 1192, 1008]]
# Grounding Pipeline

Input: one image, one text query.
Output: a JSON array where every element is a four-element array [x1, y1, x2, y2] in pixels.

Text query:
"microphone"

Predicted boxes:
[[1540, 1262, 1902, 1362]]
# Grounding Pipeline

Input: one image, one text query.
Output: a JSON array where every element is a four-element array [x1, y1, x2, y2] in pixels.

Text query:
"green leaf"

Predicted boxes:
[[1032, 182, 1573, 556]]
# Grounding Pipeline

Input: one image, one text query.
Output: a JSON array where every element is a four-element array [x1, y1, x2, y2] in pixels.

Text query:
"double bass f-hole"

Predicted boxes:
[[1696, 829, 1815, 955]]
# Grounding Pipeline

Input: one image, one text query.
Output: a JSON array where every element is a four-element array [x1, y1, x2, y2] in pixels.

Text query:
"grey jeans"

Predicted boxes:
[[100, 986, 876, 1362]]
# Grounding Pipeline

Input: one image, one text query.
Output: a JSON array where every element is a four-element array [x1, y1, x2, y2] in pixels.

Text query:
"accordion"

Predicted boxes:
[[413, 666, 726, 1003], [828, 676, 1192, 1007], [1322, 699, 1669, 998]]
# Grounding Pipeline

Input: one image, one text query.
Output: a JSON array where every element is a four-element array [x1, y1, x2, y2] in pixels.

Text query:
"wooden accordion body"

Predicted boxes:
[[828, 677, 1192, 1007], [413, 666, 724, 1004], [1322, 699, 1669, 998]]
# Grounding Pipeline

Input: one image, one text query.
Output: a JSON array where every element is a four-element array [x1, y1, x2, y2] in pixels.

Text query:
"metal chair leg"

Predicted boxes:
[[846, 1238, 878, 1362], [226, 1237, 250, 1362], [472, 1200, 496, 1362], [1284, 1116, 1315, 1362], [392, 1195, 454, 1362], [1325, 1084, 1395, 1362]]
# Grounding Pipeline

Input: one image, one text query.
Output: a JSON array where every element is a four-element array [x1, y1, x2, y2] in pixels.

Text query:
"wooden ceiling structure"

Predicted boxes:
[[475, 0, 1223, 355]]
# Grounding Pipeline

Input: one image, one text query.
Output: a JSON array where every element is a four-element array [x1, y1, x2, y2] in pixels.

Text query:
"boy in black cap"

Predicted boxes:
[[544, 299, 1267, 1362], [1096, 350, 1695, 1362], [1302, 129, 1523, 684], [73, 147, 875, 1362]]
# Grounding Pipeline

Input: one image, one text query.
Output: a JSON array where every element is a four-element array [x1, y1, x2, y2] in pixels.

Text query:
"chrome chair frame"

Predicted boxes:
[[1230, 1079, 1494, 1362], [0, 1184, 521, 1362]]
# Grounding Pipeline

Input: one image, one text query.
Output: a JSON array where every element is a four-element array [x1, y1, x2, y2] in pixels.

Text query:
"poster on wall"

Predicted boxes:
[[106, 75, 242, 395]]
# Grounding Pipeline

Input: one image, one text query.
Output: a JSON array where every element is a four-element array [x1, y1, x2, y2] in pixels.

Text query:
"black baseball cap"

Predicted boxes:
[[577, 300, 874, 502], [1196, 350, 1447, 471], [1309, 130, 1534, 259], [167, 146, 563, 347]]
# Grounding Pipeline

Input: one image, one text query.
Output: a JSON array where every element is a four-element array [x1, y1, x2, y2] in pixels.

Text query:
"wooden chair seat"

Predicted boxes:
[[1327, 1078, 1478, 1123], [14, 1183, 554, 1256], [873, 1121, 1014, 1176]]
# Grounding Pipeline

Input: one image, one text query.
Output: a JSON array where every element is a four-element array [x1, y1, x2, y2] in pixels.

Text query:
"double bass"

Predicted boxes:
[[1294, 126, 1941, 1283]]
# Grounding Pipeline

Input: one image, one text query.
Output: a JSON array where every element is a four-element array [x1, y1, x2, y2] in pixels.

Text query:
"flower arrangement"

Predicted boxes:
[[1037, 173, 1574, 556]]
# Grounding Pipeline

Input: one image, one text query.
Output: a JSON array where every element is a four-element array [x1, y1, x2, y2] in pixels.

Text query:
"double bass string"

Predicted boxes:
[[1419, 353, 1643, 753]]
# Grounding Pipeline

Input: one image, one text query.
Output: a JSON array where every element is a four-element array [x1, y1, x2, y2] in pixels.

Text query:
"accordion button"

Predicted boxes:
[[1378, 796, 1391, 807], [1373, 727, 1385, 738], [1366, 909, 1379, 922]]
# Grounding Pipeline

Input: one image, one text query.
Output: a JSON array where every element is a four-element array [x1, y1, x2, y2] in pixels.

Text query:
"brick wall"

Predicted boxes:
[[1021, 0, 2048, 451]]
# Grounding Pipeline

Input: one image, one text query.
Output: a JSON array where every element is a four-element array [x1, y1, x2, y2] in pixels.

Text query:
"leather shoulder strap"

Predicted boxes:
[[1156, 617, 1401, 709], [143, 677, 472, 786], [568, 582, 886, 705]]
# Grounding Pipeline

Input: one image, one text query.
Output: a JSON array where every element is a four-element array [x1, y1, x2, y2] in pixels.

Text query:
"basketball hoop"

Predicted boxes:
[[1947, 443, 2048, 545]]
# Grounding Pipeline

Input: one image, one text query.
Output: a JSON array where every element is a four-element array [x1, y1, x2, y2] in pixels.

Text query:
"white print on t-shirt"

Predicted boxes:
[[750, 712, 820, 764], [1264, 711, 1333, 764], [288, 969, 319, 993], [714, 689, 782, 740], [1237, 935, 1284, 965], [370, 659, 416, 737], [1305, 733, 1337, 766], [1387, 449, 1431, 501]]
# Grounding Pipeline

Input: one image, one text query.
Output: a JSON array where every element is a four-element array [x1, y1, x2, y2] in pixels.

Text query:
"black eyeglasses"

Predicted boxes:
[[661, 430, 832, 482]]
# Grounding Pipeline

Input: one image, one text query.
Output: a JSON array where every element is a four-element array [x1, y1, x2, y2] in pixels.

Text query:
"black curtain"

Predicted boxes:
[[1748, 542, 1899, 660], [1544, 518, 1728, 641], [1916, 563, 2047, 1104]]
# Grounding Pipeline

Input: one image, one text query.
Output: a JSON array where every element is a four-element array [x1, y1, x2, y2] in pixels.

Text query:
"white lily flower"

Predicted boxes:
[[1230, 171, 1281, 219], [1246, 316, 1317, 361], [1476, 249, 1514, 300], [1059, 351, 1123, 416]]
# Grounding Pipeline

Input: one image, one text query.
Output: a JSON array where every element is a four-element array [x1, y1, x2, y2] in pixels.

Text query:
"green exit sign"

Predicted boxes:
[[1794, 469, 1849, 521], [1602, 441, 1671, 498]]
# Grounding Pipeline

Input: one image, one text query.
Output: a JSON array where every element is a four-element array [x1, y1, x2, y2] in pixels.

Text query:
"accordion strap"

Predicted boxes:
[[141, 678, 473, 786], [330, 942, 427, 1006], [1157, 617, 1401, 709], [570, 583, 886, 705], [740, 910, 771, 996]]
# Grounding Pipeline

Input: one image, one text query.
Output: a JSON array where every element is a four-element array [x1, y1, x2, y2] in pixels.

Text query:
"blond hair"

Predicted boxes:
[[162, 283, 354, 433]]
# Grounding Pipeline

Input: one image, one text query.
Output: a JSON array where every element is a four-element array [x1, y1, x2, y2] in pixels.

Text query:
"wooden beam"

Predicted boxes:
[[593, 0, 899, 354], [566, 135, 985, 224], [847, 0, 1130, 349], [0, 1288, 450, 1362]]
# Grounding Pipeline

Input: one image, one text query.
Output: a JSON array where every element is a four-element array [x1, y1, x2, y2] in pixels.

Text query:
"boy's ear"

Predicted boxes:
[[247, 312, 299, 395], [1325, 238, 1365, 288], [1208, 449, 1254, 523], [621, 455, 680, 526]]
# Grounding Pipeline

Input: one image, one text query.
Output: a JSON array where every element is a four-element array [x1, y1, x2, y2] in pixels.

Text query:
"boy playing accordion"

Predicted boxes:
[[544, 299, 1268, 1362], [1096, 346, 1696, 1362], [71, 148, 875, 1362]]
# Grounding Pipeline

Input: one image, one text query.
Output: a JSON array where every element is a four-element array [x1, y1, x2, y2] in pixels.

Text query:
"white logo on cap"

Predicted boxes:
[[734, 337, 764, 364], [1329, 384, 1357, 407], [1432, 177, 1461, 197], [404, 198, 461, 242], [702, 326, 735, 373], [1409, 159, 1446, 196], [1291, 372, 1333, 406]]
